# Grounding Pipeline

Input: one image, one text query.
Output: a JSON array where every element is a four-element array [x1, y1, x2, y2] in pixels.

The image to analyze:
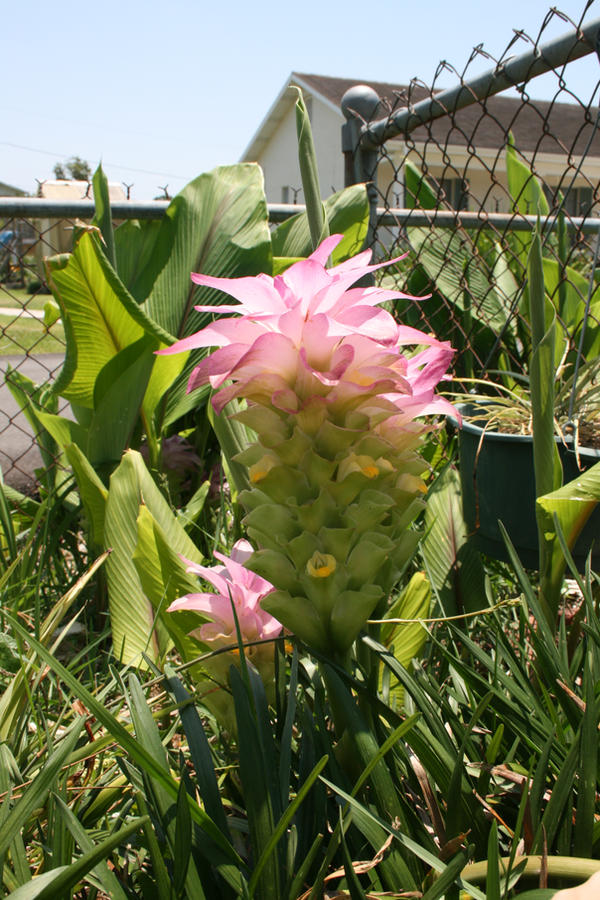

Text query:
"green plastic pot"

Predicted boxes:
[[453, 403, 600, 570]]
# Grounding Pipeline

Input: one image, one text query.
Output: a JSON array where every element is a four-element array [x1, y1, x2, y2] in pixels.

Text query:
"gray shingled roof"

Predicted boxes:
[[294, 72, 600, 157]]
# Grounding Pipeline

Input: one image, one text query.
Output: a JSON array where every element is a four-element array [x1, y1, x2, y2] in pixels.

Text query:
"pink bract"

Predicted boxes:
[[167, 540, 282, 647], [158, 235, 455, 422]]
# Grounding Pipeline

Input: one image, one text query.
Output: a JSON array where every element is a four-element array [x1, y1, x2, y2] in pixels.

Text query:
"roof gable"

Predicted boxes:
[[243, 72, 600, 162]]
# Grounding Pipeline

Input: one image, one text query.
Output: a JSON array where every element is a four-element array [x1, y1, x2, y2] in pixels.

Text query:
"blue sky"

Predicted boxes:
[[1, 0, 598, 200]]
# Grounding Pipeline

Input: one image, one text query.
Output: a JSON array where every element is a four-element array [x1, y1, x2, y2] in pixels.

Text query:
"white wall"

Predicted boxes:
[[254, 94, 345, 205]]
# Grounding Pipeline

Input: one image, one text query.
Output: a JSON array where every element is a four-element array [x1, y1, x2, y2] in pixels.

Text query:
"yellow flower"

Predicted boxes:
[[249, 456, 277, 484], [306, 552, 337, 578], [337, 453, 391, 482]]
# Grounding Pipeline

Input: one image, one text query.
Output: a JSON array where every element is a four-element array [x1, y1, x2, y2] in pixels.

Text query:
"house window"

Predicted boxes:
[[564, 186, 594, 218], [440, 177, 469, 211], [544, 184, 594, 217]]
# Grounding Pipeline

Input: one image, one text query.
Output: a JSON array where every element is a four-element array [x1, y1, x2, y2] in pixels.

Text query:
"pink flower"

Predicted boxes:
[[158, 235, 455, 423], [167, 540, 282, 648]]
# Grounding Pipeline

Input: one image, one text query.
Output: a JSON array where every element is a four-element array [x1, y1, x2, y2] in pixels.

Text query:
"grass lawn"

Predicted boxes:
[[0, 283, 52, 311], [0, 313, 65, 355]]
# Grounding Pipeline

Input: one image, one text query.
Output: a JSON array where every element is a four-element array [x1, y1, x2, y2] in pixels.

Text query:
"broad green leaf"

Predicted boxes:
[[270, 184, 369, 264], [4, 368, 59, 472], [537, 460, 600, 616], [142, 346, 189, 439], [104, 450, 201, 664], [505, 134, 549, 272], [114, 218, 173, 303], [403, 158, 438, 210], [132, 504, 206, 667], [506, 135, 549, 219], [543, 257, 600, 359], [88, 334, 159, 466], [407, 226, 514, 335], [207, 398, 253, 495], [144, 165, 272, 426], [421, 465, 487, 615], [379, 572, 431, 707], [46, 232, 172, 406], [92, 163, 116, 269], [34, 409, 88, 456], [65, 444, 108, 546]]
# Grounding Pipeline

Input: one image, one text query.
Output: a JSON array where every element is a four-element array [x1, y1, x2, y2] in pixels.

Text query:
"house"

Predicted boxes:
[[0, 181, 26, 197], [241, 72, 600, 217], [35, 180, 127, 258]]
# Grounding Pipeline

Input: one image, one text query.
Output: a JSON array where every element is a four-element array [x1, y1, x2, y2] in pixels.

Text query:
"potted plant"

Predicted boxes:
[[452, 368, 600, 570], [450, 224, 600, 622]]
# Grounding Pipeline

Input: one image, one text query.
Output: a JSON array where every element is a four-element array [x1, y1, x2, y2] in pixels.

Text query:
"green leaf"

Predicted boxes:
[[421, 465, 487, 615], [163, 666, 231, 839], [6, 816, 149, 900], [114, 217, 173, 302], [208, 398, 253, 495], [506, 135, 549, 219], [6, 613, 245, 881], [46, 232, 172, 407], [51, 794, 129, 900], [292, 86, 328, 251], [103, 449, 200, 664], [132, 504, 206, 666], [271, 184, 369, 263], [92, 163, 116, 269], [407, 225, 515, 336], [86, 334, 158, 465], [65, 444, 108, 545], [537, 461, 600, 617], [230, 665, 281, 900], [144, 164, 272, 426], [0, 722, 83, 863], [0, 553, 109, 740], [404, 159, 438, 210], [528, 224, 561, 506]]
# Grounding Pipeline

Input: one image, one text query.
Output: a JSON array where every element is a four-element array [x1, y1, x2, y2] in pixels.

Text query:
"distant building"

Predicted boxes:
[[241, 72, 600, 217], [35, 180, 127, 257], [0, 181, 26, 197]]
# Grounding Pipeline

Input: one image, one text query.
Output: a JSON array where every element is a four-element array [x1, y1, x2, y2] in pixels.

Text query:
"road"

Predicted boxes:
[[0, 354, 68, 492]]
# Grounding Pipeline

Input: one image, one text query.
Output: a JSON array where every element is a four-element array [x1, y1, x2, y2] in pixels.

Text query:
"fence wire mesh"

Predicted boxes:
[[344, 3, 600, 397]]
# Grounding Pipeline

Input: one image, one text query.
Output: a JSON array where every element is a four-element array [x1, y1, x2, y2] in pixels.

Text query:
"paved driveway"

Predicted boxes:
[[0, 354, 68, 492]]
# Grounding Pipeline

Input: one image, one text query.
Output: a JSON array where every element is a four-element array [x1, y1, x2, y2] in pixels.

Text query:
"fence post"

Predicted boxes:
[[341, 85, 382, 252]]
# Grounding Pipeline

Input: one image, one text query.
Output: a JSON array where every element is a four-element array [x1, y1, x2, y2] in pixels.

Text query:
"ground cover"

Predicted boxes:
[[0, 284, 49, 310], [0, 312, 64, 354]]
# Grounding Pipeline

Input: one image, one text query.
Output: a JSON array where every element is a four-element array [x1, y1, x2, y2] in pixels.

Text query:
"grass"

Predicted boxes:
[[0, 313, 65, 355], [0, 283, 52, 311]]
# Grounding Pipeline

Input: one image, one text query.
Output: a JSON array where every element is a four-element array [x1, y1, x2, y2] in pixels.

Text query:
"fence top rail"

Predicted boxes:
[[376, 207, 600, 233], [0, 197, 170, 220], [2, 197, 598, 234], [0, 197, 306, 223], [354, 16, 600, 149]]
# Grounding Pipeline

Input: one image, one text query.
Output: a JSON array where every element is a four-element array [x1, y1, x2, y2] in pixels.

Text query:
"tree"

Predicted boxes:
[[53, 156, 92, 181]]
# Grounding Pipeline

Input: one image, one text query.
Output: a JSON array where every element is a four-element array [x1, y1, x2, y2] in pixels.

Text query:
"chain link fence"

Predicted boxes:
[[342, 3, 600, 394]]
